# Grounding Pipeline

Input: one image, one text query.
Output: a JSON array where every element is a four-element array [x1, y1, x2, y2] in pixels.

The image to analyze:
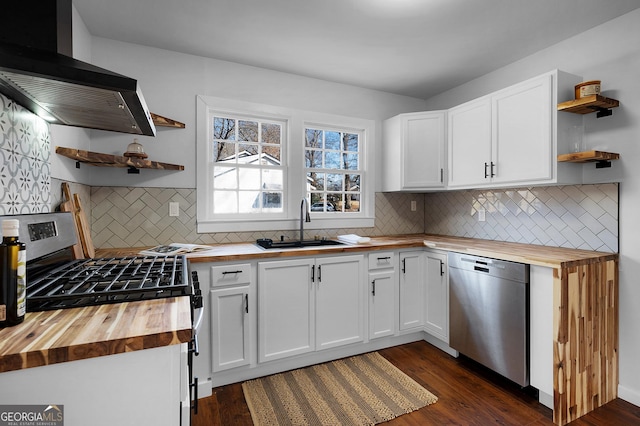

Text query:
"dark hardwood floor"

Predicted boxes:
[[192, 341, 640, 425]]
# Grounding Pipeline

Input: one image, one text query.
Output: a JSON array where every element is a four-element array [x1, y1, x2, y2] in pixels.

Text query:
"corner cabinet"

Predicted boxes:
[[257, 255, 365, 363], [447, 70, 583, 189], [382, 111, 446, 191]]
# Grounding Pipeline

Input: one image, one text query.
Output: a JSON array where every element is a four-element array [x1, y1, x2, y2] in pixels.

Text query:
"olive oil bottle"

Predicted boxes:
[[0, 219, 26, 328]]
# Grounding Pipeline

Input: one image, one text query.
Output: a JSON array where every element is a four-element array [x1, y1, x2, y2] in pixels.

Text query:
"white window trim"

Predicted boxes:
[[196, 95, 375, 233]]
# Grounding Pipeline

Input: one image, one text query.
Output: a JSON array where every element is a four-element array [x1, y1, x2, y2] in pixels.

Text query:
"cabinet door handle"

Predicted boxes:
[[318, 265, 322, 283], [245, 294, 249, 314], [371, 279, 376, 296], [402, 258, 406, 274], [311, 265, 315, 282], [440, 168, 444, 183], [440, 260, 445, 276], [490, 161, 496, 178], [484, 162, 489, 179], [222, 270, 242, 275]]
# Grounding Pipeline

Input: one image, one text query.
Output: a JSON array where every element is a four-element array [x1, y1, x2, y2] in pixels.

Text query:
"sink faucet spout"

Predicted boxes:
[[300, 198, 311, 242]]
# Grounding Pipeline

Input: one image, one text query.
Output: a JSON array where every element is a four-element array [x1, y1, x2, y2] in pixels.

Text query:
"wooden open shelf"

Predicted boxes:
[[557, 95, 619, 116], [56, 147, 184, 173], [558, 150, 619, 168], [151, 112, 185, 128]]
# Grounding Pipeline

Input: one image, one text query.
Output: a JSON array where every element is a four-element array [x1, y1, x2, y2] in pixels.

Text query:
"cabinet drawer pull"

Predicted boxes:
[[222, 270, 243, 275], [377, 256, 391, 261]]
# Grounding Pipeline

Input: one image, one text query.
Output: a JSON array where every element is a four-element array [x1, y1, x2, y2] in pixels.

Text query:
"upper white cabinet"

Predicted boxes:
[[382, 111, 446, 191], [447, 70, 583, 190]]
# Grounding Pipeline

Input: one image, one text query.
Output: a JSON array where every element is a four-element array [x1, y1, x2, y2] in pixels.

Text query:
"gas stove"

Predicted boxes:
[[0, 212, 194, 312]]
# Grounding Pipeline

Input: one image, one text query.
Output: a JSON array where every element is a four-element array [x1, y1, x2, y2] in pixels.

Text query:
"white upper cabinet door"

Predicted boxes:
[[382, 111, 446, 191], [447, 98, 492, 188], [491, 74, 553, 184]]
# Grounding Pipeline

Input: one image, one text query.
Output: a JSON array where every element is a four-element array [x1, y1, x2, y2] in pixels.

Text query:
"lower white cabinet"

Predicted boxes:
[[209, 263, 254, 373], [424, 250, 449, 342], [258, 255, 365, 363], [399, 250, 425, 331], [368, 252, 397, 339]]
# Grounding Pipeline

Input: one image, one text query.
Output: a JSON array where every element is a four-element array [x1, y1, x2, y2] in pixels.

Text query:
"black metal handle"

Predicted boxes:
[[484, 162, 489, 178], [490, 162, 496, 177], [191, 376, 199, 414], [245, 294, 249, 314], [440, 260, 444, 276], [222, 270, 242, 275], [377, 256, 391, 261], [371, 279, 376, 296], [402, 258, 406, 274], [311, 265, 315, 282], [318, 265, 322, 283]]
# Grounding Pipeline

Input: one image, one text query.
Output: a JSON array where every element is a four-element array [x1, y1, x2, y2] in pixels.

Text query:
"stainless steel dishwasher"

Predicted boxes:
[[448, 252, 530, 387]]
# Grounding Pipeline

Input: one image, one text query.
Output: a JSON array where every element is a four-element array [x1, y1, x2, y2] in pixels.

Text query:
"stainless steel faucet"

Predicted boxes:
[[300, 198, 311, 242]]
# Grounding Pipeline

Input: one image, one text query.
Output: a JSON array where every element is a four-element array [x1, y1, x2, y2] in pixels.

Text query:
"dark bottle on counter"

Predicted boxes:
[[0, 219, 26, 328]]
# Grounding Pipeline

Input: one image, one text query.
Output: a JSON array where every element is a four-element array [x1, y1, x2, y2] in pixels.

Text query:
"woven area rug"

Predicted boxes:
[[242, 352, 437, 425]]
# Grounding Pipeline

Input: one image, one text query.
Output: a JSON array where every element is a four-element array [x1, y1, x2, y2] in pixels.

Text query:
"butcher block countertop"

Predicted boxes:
[[97, 234, 617, 269], [0, 296, 191, 374]]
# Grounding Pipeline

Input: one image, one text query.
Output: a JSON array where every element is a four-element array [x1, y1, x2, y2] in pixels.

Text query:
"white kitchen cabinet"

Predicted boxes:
[[209, 263, 254, 373], [382, 111, 446, 191], [368, 251, 397, 340], [447, 70, 582, 189], [258, 255, 365, 363], [424, 250, 448, 343], [399, 250, 425, 331]]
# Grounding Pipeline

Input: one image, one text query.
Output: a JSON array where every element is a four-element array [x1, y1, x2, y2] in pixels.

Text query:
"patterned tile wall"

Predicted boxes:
[[0, 93, 51, 214], [90, 188, 425, 248], [424, 184, 618, 253]]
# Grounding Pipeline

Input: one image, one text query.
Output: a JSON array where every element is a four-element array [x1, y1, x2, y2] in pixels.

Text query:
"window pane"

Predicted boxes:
[[238, 120, 258, 142], [263, 169, 283, 190], [213, 190, 237, 214], [325, 131, 341, 150], [345, 193, 360, 212], [345, 174, 360, 191], [213, 166, 237, 189], [305, 149, 322, 168], [342, 153, 359, 170], [238, 143, 259, 159], [326, 173, 343, 191], [239, 191, 260, 213], [325, 151, 340, 169], [239, 168, 261, 190], [213, 141, 236, 162], [263, 192, 283, 210], [214, 117, 236, 140], [305, 129, 322, 148], [307, 172, 324, 190], [261, 123, 281, 144], [262, 145, 281, 163], [327, 193, 343, 212], [343, 133, 358, 151]]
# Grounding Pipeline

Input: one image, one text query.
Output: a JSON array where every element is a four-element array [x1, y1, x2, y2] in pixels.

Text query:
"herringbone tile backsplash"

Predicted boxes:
[[89, 188, 424, 248], [78, 183, 617, 253], [424, 184, 618, 253]]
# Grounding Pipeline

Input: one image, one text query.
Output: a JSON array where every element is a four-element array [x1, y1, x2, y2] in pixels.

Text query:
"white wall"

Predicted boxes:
[[55, 38, 427, 190], [423, 9, 640, 406]]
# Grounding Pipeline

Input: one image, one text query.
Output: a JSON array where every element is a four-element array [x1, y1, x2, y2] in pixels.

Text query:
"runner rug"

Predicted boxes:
[[241, 351, 437, 425]]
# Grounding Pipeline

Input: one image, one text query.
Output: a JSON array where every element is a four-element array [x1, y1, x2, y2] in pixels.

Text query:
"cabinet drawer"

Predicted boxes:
[[368, 252, 396, 270], [210, 263, 252, 288]]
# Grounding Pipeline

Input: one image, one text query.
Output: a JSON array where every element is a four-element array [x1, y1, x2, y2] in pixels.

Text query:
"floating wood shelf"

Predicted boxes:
[[557, 95, 619, 118], [151, 112, 185, 128], [56, 147, 184, 174], [557, 150, 619, 169]]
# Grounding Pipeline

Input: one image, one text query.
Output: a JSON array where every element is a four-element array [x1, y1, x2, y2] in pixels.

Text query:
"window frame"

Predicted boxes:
[[196, 95, 375, 233]]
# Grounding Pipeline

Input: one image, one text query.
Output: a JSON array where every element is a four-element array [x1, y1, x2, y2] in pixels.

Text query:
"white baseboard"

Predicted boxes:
[[618, 384, 640, 408]]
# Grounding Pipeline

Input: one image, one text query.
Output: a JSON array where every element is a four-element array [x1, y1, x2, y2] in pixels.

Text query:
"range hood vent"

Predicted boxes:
[[0, 1, 156, 136]]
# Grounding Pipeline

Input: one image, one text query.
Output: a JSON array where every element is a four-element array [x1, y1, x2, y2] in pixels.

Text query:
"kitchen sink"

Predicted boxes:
[[256, 238, 345, 249]]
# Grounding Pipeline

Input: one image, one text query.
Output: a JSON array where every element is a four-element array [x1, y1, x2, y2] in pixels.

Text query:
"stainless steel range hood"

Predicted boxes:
[[0, 1, 156, 136]]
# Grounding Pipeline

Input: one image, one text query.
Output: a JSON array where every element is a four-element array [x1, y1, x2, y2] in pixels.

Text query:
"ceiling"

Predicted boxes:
[[72, 0, 640, 100]]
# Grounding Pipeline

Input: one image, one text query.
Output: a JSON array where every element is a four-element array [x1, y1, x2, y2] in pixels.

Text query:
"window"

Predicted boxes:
[[196, 96, 374, 233], [211, 115, 285, 215], [305, 127, 361, 214]]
